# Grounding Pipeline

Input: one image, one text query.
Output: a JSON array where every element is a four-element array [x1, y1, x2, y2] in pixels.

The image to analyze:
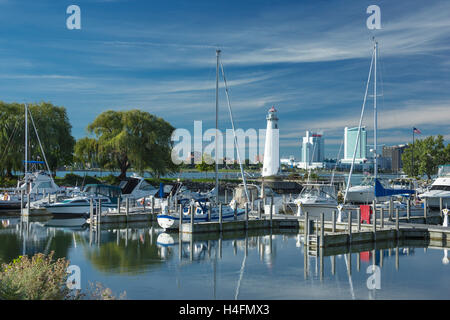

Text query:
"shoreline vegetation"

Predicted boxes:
[[0, 252, 125, 300]]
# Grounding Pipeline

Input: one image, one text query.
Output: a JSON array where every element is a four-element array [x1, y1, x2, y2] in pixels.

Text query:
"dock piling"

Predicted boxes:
[[332, 210, 336, 233], [348, 211, 352, 240], [20, 190, 24, 215], [90, 198, 93, 224], [125, 198, 129, 216], [320, 212, 324, 248], [190, 204, 194, 227], [406, 199, 410, 220], [98, 199, 102, 225], [219, 203, 223, 232], [151, 197, 155, 214], [380, 207, 384, 228], [440, 197, 443, 215], [258, 200, 262, 219], [396, 208, 399, 239], [357, 207, 361, 231], [389, 198, 393, 221], [269, 196, 273, 228], [117, 198, 121, 214], [179, 204, 183, 233], [424, 198, 428, 221], [304, 211, 309, 244], [245, 202, 249, 230]]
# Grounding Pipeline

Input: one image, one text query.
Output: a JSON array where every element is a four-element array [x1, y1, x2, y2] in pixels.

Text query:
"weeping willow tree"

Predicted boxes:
[[0, 102, 75, 177], [75, 110, 177, 179]]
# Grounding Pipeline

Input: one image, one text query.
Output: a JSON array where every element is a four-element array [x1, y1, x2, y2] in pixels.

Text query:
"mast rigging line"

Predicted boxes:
[[342, 45, 375, 205], [27, 107, 55, 184], [219, 56, 250, 203]]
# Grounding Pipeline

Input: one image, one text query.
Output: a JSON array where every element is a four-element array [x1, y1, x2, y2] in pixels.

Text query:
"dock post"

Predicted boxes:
[[20, 190, 24, 215], [396, 208, 399, 239], [251, 193, 254, 212], [207, 202, 211, 222], [332, 210, 336, 233], [219, 203, 223, 232], [389, 198, 393, 221], [320, 212, 324, 248], [98, 199, 102, 225], [269, 196, 273, 229], [372, 200, 376, 228], [234, 205, 237, 221], [282, 194, 286, 213], [258, 200, 262, 219], [304, 211, 309, 244], [27, 193, 30, 212], [179, 204, 183, 233], [190, 204, 194, 230], [357, 207, 361, 231], [117, 197, 121, 214], [225, 189, 228, 204], [406, 199, 410, 220], [348, 211, 352, 242], [373, 207, 377, 234], [424, 198, 428, 221], [151, 197, 155, 214], [380, 207, 384, 229], [142, 197, 146, 212], [126, 198, 129, 217], [89, 198, 93, 224], [245, 202, 249, 230], [440, 197, 443, 215]]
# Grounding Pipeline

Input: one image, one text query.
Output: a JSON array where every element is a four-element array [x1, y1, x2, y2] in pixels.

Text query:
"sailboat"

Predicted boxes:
[[0, 104, 60, 210], [157, 50, 247, 230]]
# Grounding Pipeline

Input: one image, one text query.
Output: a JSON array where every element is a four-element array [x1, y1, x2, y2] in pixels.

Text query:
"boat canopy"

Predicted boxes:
[[374, 178, 415, 198], [83, 184, 122, 198]]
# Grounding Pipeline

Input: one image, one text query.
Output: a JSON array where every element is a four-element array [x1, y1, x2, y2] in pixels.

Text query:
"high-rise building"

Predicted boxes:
[[301, 131, 324, 164], [342, 126, 367, 163], [382, 144, 407, 173], [262, 106, 280, 177]]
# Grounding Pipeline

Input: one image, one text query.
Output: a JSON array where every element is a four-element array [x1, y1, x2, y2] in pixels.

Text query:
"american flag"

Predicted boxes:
[[413, 127, 422, 134]]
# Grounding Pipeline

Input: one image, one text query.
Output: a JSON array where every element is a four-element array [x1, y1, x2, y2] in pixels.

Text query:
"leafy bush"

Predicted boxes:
[[0, 252, 125, 300]]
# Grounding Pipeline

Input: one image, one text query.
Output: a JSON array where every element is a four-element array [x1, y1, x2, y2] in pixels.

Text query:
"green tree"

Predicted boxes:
[[78, 110, 177, 179], [402, 135, 447, 179], [196, 154, 215, 178], [0, 102, 75, 176]]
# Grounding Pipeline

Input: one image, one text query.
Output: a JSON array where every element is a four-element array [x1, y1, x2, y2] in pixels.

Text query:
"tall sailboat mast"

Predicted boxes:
[[25, 103, 28, 175], [215, 49, 220, 202], [373, 40, 378, 181]]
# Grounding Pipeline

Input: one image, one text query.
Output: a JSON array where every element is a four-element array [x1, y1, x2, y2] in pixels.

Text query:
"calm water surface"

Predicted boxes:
[[1, 216, 448, 300]]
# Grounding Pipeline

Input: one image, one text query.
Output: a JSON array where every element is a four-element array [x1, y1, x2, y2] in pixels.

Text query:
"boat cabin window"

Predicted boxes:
[[36, 181, 53, 189], [430, 185, 450, 191]]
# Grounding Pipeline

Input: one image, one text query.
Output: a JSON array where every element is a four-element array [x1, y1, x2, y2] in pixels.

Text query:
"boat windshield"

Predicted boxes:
[[299, 185, 336, 200]]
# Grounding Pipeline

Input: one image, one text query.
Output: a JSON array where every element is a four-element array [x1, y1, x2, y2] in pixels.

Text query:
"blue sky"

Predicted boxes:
[[0, 0, 449, 160]]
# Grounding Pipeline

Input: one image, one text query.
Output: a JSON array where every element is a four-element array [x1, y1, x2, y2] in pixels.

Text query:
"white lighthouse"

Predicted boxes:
[[262, 106, 280, 177]]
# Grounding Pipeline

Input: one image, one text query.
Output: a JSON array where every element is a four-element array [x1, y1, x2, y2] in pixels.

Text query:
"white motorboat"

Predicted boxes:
[[0, 171, 61, 210], [33, 184, 122, 217], [157, 197, 245, 230], [418, 165, 450, 209], [294, 183, 340, 219]]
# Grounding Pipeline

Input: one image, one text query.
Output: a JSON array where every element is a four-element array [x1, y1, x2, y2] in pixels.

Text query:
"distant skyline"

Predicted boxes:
[[0, 0, 448, 161]]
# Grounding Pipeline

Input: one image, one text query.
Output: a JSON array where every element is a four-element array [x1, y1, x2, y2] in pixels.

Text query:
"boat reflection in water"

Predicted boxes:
[[1, 216, 450, 299]]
